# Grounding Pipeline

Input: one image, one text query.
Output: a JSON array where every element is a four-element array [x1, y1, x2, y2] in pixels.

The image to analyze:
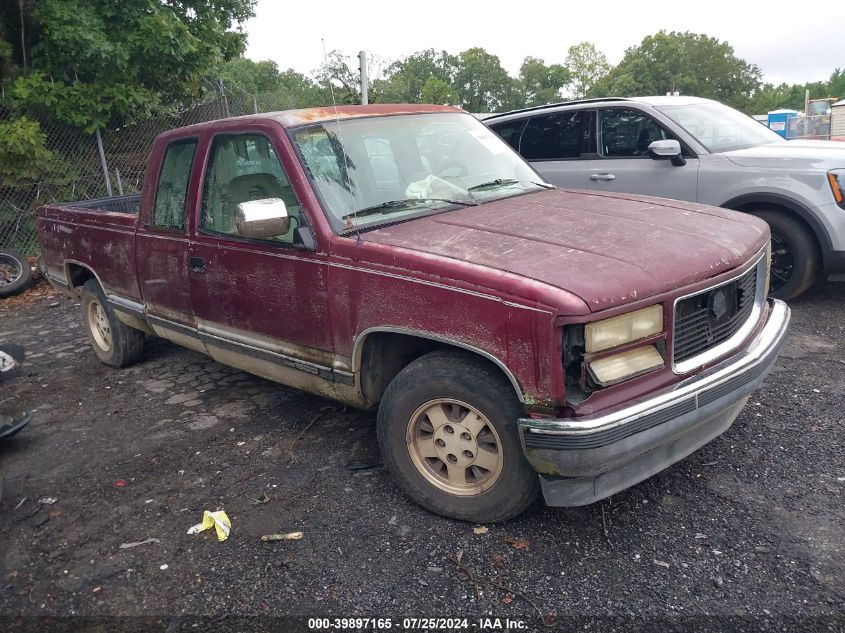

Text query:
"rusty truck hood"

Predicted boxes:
[[362, 189, 768, 311]]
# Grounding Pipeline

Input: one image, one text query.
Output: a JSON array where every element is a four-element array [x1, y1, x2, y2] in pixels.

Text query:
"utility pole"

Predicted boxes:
[[359, 50, 368, 105]]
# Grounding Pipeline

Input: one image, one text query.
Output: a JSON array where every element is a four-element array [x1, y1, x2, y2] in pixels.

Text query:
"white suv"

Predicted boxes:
[[485, 96, 845, 300]]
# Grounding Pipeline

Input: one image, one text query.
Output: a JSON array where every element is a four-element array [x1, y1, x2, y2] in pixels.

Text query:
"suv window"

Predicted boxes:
[[599, 109, 669, 157], [200, 133, 302, 243], [520, 111, 585, 160], [153, 139, 197, 231], [487, 119, 527, 151]]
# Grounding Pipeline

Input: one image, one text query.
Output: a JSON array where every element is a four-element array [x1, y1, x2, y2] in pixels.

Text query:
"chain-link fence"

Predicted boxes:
[[0, 84, 297, 256]]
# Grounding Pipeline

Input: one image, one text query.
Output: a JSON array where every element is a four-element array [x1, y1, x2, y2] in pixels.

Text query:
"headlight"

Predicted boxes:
[[588, 345, 665, 387], [829, 169, 845, 209], [584, 305, 664, 353]]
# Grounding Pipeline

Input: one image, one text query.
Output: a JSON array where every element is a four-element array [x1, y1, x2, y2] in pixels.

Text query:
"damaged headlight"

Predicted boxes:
[[584, 305, 663, 353]]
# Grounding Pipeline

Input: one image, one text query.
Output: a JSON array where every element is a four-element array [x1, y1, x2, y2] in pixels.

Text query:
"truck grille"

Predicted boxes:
[[673, 265, 758, 365]]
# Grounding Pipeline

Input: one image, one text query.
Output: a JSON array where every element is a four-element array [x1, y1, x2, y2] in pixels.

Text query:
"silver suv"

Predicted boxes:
[[485, 96, 845, 300]]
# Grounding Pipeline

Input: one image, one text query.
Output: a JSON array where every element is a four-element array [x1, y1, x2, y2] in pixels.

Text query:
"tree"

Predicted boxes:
[[218, 58, 285, 95], [420, 76, 459, 105], [564, 42, 610, 99], [589, 31, 762, 110], [452, 48, 512, 112], [2, 0, 257, 130], [314, 50, 361, 105], [384, 49, 457, 103], [516, 57, 569, 107]]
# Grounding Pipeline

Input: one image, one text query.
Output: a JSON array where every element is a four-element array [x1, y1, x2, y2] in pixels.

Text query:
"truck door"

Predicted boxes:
[[187, 129, 337, 380], [579, 107, 699, 201], [135, 137, 199, 332]]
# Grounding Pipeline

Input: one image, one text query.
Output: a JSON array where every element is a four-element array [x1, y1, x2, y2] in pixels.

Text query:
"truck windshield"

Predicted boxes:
[[290, 112, 548, 232], [656, 101, 785, 153]]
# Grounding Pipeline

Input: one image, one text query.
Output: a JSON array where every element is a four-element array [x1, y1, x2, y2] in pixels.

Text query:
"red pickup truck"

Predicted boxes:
[[38, 104, 790, 522]]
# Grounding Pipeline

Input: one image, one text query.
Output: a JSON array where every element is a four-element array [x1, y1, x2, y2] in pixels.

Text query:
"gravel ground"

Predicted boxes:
[[0, 280, 843, 632]]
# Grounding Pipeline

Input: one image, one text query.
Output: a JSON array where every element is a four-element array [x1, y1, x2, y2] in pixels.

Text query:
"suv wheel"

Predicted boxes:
[[750, 210, 819, 300], [376, 350, 539, 522]]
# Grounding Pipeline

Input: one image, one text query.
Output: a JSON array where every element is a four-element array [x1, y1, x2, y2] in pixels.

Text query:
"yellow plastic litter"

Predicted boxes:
[[186, 510, 231, 542]]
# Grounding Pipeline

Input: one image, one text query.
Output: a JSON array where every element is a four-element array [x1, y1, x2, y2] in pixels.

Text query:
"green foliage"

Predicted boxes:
[[3, 0, 256, 129], [314, 51, 362, 105], [453, 48, 511, 112], [565, 42, 610, 99], [517, 57, 570, 107], [589, 31, 761, 110], [0, 116, 58, 183], [748, 68, 845, 114], [384, 49, 458, 102], [216, 57, 327, 109], [420, 76, 459, 105]]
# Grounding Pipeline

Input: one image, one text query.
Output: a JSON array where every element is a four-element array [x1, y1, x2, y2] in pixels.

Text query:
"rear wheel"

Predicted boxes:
[[80, 279, 145, 367], [0, 249, 32, 298], [376, 350, 539, 522], [750, 210, 819, 301]]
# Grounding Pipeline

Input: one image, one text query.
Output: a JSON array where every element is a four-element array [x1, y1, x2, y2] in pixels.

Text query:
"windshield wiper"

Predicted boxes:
[[342, 197, 477, 221], [467, 178, 554, 192]]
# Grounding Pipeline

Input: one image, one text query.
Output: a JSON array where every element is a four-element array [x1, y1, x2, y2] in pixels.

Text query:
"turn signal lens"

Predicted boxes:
[[585, 305, 663, 353], [829, 169, 845, 208], [587, 345, 664, 387]]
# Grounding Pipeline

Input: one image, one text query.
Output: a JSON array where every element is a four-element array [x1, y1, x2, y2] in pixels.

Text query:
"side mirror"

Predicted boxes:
[[236, 198, 290, 239], [648, 139, 686, 166]]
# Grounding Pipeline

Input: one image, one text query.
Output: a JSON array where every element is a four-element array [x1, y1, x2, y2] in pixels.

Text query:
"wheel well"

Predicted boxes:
[[728, 201, 821, 257], [66, 263, 96, 290], [357, 332, 521, 405]]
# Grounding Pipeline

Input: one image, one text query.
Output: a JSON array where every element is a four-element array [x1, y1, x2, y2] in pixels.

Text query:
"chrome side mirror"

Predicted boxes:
[[235, 198, 290, 239], [648, 139, 686, 166]]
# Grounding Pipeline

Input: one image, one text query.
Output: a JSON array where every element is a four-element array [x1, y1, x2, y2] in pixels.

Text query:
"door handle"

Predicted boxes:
[[590, 173, 616, 181], [189, 256, 205, 273]]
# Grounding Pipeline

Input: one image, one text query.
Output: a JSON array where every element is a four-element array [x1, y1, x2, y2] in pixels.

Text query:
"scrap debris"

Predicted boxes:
[[119, 538, 161, 550], [260, 531, 303, 542], [187, 510, 231, 542], [447, 552, 552, 627]]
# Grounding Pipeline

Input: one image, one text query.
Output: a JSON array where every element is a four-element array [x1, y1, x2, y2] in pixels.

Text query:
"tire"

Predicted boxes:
[[0, 249, 33, 298], [80, 279, 145, 367], [376, 350, 539, 523], [749, 210, 819, 301]]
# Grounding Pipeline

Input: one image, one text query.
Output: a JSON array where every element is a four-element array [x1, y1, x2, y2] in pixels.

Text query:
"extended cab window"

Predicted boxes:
[[200, 133, 303, 243], [153, 139, 197, 230], [599, 109, 671, 157], [520, 111, 585, 160]]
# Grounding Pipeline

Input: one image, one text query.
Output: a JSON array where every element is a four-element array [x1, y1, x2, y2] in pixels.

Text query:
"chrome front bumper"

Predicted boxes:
[[519, 299, 791, 507]]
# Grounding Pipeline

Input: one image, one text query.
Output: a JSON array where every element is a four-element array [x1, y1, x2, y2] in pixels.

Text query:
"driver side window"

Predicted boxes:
[[201, 133, 303, 243], [599, 109, 671, 157]]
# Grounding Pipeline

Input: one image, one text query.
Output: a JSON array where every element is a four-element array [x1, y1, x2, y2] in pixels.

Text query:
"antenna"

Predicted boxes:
[[321, 39, 359, 243]]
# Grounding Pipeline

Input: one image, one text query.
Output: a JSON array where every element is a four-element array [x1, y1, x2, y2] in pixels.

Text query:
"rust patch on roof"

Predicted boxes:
[[274, 104, 464, 127], [159, 105, 464, 138]]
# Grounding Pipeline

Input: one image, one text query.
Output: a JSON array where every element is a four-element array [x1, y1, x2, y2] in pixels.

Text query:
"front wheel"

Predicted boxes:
[[376, 350, 539, 522], [0, 249, 32, 298], [749, 210, 819, 301]]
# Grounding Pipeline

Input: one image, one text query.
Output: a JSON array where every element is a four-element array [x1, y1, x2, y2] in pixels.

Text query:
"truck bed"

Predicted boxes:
[[37, 195, 142, 301], [58, 193, 141, 214]]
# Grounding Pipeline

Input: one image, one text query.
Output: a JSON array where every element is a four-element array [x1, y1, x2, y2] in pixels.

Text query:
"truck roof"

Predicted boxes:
[[172, 103, 464, 134]]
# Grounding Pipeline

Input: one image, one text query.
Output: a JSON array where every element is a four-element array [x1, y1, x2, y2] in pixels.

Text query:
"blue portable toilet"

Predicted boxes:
[[767, 109, 798, 138]]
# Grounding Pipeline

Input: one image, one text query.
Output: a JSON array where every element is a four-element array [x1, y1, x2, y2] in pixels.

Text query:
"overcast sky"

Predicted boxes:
[[244, 0, 845, 87]]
